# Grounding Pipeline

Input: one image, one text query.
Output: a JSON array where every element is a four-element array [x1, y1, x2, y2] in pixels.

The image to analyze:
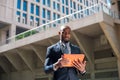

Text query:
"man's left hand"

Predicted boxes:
[[72, 58, 86, 73]]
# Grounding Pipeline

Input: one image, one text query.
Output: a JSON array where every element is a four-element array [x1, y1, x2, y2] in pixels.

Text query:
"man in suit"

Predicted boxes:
[[44, 25, 86, 80]]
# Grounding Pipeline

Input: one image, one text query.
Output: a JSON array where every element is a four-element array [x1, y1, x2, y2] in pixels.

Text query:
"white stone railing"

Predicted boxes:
[[6, 3, 119, 44]]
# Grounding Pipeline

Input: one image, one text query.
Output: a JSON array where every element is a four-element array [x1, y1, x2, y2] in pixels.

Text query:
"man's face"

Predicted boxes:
[[60, 28, 71, 42]]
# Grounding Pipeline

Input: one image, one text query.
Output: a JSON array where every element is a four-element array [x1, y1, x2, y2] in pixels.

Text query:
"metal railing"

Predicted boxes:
[[6, 3, 119, 44]]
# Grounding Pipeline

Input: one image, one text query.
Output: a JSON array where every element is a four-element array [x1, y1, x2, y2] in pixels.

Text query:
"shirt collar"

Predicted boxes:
[[59, 40, 70, 47]]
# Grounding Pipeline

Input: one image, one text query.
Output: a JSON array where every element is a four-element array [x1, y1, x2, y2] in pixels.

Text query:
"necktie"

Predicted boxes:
[[64, 43, 69, 54], [64, 43, 71, 54], [60, 42, 71, 54]]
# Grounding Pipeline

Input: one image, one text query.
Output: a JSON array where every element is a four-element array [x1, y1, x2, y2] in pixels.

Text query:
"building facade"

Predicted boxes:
[[0, 0, 113, 45]]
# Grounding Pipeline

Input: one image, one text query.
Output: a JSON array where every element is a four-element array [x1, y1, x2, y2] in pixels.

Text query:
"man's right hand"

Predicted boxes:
[[53, 56, 69, 70]]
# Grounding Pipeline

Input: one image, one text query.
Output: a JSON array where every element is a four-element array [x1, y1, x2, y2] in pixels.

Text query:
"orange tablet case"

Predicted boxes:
[[63, 54, 85, 67]]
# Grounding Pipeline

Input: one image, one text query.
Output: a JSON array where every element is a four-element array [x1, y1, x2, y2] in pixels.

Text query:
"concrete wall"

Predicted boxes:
[[0, 0, 14, 23], [0, 27, 9, 45], [1, 71, 34, 80]]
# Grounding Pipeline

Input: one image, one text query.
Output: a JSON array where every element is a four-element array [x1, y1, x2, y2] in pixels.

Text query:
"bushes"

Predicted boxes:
[[24, 31, 31, 37], [15, 30, 38, 40], [15, 34, 24, 40]]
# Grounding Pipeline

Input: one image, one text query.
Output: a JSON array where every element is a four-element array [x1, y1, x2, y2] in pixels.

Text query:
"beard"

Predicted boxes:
[[62, 38, 70, 43], [64, 40, 69, 43]]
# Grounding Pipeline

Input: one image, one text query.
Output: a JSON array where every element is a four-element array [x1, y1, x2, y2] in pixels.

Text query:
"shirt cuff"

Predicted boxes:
[[81, 70, 86, 74], [53, 64, 58, 71]]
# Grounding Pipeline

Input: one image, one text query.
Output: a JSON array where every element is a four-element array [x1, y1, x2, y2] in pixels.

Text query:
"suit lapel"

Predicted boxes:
[[70, 43, 74, 54], [56, 41, 75, 54], [56, 42, 63, 55]]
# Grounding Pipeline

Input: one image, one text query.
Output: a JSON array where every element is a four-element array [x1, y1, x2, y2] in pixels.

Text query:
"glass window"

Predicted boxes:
[[57, 14, 60, 18], [16, 11, 20, 22], [66, 7, 69, 15], [30, 16, 34, 20], [57, 14, 60, 23], [57, 3, 60, 11], [87, 9, 89, 15], [62, 0, 64, 4], [42, 0, 46, 5], [30, 16, 34, 26], [53, 13, 56, 20], [62, 6, 65, 13], [47, 10, 51, 20], [70, 0, 72, 8], [17, 11, 20, 16], [86, 0, 88, 6], [53, 1, 56, 9], [80, 0, 82, 3], [36, 0, 40, 2], [85, 9, 89, 16], [42, 20, 46, 24], [84, 0, 86, 5], [70, 9, 73, 13], [74, 11, 77, 18], [42, 8, 46, 18], [36, 6, 39, 16], [47, 0, 51, 7], [78, 4, 82, 11], [36, 18, 39, 26], [31, 3, 34, 14], [80, 5, 82, 10], [23, 0, 27, 11], [22, 13, 27, 24], [73, 2, 76, 9], [17, 0, 21, 9], [6, 30, 9, 43], [96, 0, 98, 3], [78, 4, 80, 10], [66, 0, 68, 6], [57, 0, 60, 2]]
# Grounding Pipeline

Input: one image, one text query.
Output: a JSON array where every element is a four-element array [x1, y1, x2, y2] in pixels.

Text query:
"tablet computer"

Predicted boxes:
[[63, 54, 85, 67]]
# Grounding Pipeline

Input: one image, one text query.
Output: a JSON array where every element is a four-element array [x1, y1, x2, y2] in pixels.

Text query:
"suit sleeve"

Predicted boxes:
[[77, 47, 86, 76], [44, 47, 54, 74]]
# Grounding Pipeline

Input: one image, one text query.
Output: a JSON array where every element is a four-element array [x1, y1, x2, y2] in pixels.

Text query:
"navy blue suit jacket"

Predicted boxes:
[[44, 42, 82, 80]]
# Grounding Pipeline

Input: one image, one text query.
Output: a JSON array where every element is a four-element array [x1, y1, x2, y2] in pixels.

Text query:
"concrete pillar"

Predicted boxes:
[[0, 24, 16, 45], [90, 48, 95, 80], [9, 24, 16, 43], [0, 30, 2, 45], [90, 63, 95, 80], [117, 58, 120, 80], [13, 0, 17, 22], [100, 22, 120, 58], [0, 30, 7, 45], [27, 1, 30, 26]]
